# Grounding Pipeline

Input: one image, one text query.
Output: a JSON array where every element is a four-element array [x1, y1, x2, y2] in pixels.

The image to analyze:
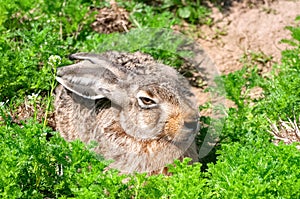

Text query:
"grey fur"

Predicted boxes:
[[54, 51, 199, 174]]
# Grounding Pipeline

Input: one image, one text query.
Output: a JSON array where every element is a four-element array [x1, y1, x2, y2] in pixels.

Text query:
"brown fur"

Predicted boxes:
[[54, 52, 199, 174]]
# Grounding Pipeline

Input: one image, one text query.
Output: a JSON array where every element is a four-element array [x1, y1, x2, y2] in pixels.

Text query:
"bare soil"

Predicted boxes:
[[189, 0, 300, 113], [198, 0, 300, 74]]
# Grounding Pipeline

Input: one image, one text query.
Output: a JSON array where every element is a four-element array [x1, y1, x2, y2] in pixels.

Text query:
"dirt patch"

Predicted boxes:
[[187, 0, 300, 112], [91, 1, 131, 34], [198, 0, 300, 74]]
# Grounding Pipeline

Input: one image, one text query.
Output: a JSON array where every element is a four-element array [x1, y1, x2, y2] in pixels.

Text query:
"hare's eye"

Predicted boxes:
[[139, 97, 156, 105], [136, 90, 158, 108]]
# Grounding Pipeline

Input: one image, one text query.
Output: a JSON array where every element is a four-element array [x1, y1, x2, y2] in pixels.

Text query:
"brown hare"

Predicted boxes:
[[54, 51, 199, 174]]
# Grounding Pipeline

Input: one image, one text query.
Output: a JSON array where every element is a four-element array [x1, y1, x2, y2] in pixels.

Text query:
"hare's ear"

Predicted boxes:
[[56, 53, 126, 101]]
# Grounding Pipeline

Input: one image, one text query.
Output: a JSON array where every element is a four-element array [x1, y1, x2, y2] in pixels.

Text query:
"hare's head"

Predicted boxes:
[[56, 52, 199, 150]]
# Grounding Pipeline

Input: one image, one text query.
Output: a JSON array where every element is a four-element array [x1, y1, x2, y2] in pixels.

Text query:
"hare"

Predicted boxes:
[[54, 51, 199, 174]]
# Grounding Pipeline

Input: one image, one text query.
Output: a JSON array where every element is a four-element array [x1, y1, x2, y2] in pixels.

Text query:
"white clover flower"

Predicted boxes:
[[48, 55, 62, 67]]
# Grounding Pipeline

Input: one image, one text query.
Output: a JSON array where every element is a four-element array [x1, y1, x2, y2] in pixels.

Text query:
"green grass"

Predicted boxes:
[[207, 139, 300, 198], [0, 0, 300, 198]]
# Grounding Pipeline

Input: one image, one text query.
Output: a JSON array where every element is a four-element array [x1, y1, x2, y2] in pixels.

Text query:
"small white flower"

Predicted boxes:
[[28, 93, 38, 100], [48, 55, 62, 67]]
